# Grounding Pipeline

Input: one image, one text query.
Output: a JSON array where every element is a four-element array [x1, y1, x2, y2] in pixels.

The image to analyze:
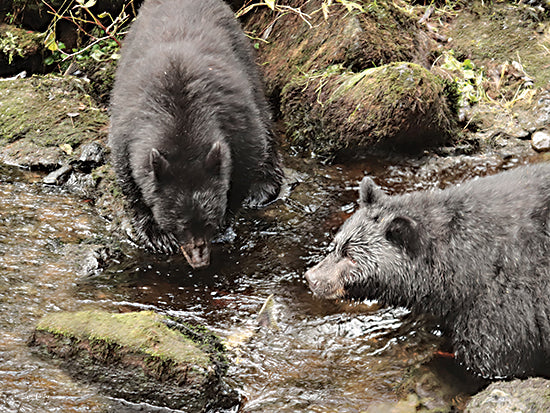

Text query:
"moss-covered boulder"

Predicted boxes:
[[281, 62, 456, 160], [29, 310, 241, 412], [0, 24, 45, 76], [242, 0, 429, 98], [0, 74, 108, 169]]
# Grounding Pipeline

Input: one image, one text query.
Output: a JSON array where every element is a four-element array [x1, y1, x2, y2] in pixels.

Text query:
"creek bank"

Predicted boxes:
[[29, 310, 241, 412], [242, 0, 455, 159], [0, 73, 128, 239]]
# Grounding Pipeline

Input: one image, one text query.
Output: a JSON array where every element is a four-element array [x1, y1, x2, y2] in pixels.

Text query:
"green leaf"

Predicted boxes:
[[462, 59, 474, 70], [44, 31, 58, 51]]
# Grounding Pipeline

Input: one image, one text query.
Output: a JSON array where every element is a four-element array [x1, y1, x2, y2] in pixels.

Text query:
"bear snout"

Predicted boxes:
[[180, 240, 211, 269], [304, 257, 348, 299]]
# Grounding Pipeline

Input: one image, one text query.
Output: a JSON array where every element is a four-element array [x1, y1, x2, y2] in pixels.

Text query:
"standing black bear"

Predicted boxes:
[[305, 163, 550, 378], [109, 0, 283, 268]]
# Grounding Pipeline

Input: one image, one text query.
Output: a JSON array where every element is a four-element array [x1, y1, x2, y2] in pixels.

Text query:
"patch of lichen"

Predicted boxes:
[[242, 0, 422, 98], [281, 62, 457, 160], [35, 310, 211, 368], [448, 1, 550, 89], [0, 75, 108, 151]]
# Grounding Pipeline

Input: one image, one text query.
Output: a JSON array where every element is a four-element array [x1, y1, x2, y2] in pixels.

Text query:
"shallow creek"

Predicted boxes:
[[0, 152, 540, 412]]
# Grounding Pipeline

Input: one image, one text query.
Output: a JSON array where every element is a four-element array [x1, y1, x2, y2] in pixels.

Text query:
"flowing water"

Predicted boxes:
[[0, 152, 542, 412]]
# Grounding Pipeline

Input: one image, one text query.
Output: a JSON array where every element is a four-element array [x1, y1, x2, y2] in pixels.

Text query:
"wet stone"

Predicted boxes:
[[465, 377, 550, 413], [532, 130, 550, 152], [28, 310, 241, 412], [43, 165, 73, 185], [77, 142, 106, 170]]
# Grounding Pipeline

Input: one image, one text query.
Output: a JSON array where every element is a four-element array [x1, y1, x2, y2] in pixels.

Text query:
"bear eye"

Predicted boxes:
[[340, 244, 351, 258], [340, 243, 357, 264]]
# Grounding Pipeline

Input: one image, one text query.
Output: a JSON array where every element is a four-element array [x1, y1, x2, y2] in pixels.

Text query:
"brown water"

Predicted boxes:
[[0, 152, 537, 412]]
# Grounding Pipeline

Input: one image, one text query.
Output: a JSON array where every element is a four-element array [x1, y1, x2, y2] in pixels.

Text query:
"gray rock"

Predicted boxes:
[[466, 378, 550, 413], [78, 142, 105, 167], [531, 130, 550, 152], [43, 165, 73, 185]]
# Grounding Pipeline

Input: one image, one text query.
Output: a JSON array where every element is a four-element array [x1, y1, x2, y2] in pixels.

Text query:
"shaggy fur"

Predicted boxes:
[[109, 0, 283, 268], [305, 163, 550, 378]]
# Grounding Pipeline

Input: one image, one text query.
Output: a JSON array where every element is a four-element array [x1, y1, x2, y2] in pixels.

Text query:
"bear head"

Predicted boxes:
[[305, 176, 425, 301], [142, 140, 231, 269]]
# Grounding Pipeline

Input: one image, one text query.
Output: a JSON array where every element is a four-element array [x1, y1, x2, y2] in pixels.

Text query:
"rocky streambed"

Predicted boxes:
[[1, 1, 550, 412]]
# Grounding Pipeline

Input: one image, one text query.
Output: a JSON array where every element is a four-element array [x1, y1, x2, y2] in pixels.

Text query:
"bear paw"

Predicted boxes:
[[244, 179, 282, 208]]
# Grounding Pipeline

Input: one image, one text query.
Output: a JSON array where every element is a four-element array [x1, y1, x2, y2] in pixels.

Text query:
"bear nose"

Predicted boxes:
[[180, 239, 211, 269], [304, 270, 318, 290]]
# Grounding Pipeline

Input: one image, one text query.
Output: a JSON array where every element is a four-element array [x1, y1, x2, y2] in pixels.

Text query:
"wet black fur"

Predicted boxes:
[[109, 0, 283, 255], [306, 163, 550, 378]]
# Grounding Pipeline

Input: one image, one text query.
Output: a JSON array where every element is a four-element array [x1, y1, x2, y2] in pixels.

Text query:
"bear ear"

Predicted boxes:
[[385, 216, 422, 255], [150, 148, 170, 180], [205, 141, 225, 175], [359, 176, 384, 206]]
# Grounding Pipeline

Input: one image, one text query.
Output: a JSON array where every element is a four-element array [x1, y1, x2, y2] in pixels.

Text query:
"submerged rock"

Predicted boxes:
[[29, 310, 241, 412]]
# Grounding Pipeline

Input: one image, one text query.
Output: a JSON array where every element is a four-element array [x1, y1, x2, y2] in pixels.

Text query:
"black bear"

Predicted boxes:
[[305, 163, 550, 378], [109, 0, 283, 268]]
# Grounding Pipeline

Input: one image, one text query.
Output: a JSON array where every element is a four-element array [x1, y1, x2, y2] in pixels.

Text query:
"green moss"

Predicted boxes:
[[0, 75, 108, 150], [243, 0, 420, 98], [36, 310, 211, 367], [449, 2, 550, 89], [281, 62, 457, 160]]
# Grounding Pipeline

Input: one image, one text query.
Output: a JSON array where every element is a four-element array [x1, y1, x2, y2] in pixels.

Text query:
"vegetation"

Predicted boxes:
[[41, 0, 135, 71]]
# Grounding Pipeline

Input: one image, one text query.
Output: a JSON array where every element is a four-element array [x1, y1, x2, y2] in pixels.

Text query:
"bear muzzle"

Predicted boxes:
[[180, 239, 211, 269], [304, 256, 350, 299]]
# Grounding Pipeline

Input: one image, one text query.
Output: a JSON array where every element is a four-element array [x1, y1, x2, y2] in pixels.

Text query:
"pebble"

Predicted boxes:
[[531, 130, 550, 152]]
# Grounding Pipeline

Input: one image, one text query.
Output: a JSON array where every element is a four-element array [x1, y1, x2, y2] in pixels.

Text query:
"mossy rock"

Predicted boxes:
[[29, 310, 241, 412], [281, 62, 457, 161], [0, 23, 45, 76], [0, 74, 108, 169], [242, 0, 428, 99]]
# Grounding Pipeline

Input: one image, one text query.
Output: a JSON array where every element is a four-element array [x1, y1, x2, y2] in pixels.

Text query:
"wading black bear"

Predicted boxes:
[[305, 163, 550, 378], [109, 0, 283, 268]]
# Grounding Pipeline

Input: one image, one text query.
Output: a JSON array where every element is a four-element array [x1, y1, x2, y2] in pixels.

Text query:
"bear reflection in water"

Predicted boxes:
[[306, 163, 550, 379]]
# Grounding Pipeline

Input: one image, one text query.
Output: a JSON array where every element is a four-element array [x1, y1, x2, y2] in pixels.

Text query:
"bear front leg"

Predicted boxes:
[[453, 294, 539, 378], [244, 150, 284, 208], [131, 201, 179, 255]]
